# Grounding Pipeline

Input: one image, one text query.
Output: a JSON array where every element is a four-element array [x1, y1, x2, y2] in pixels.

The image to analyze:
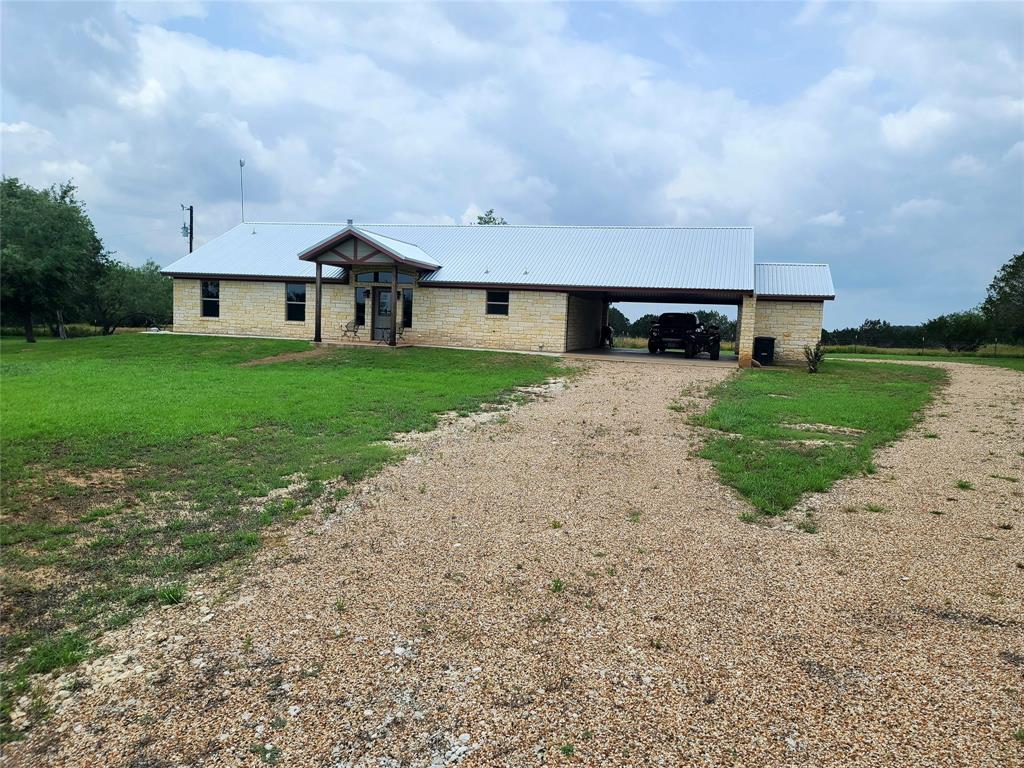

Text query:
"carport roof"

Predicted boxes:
[[162, 222, 831, 299], [755, 263, 835, 299]]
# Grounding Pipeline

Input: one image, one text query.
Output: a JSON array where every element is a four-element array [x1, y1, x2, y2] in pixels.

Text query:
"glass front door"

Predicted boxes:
[[372, 288, 393, 341]]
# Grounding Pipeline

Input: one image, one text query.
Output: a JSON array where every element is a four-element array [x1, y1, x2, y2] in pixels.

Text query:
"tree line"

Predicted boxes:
[[1, 178, 172, 342], [607, 307, 737, 341], [823, 252, 1023, 351]]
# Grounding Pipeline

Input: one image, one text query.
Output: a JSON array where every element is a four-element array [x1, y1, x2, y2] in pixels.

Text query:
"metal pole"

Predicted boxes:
[[239, 159, 246, 222], [314, 262, 323, 343], [188, 205, 194, 253], [389, 265, 398, 347]]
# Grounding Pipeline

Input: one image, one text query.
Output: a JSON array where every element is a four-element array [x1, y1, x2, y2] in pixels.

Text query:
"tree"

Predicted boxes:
[[694, 310, 736, 341], [606, 307, 630, 335], [476, 208, 507, 225], [923, 310, 989, 352], [91, 261, 173, 334], [627, 313, 660, 338], [982, 252, 1024, 344], [0, 178, 107, 341]]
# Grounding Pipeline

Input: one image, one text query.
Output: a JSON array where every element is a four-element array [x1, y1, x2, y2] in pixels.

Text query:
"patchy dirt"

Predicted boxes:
[[51, 467, 132, 489], [783, 422, 866, 435], [5, 360, 1022, 767], [237, 345, 335, 366]]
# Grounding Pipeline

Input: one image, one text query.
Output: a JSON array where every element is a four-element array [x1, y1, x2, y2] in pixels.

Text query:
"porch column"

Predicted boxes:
[[389, 265, 398, 347], [737, 294, 757, 368], [314, 262, 323, 343]]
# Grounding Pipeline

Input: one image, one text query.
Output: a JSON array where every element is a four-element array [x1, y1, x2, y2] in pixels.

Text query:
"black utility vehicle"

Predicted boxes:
[[648, 312, 721, 360]]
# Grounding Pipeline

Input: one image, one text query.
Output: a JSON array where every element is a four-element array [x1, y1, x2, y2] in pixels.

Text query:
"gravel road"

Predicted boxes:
[[7, 359, 1022, 767]]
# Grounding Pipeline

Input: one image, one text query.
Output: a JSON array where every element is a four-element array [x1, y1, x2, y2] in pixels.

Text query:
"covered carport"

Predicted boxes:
[[564, 287, 756, 366]]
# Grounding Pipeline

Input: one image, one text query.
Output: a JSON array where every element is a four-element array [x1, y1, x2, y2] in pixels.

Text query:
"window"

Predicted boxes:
[[485, 290, 509, 316], [355, 287, 369, 326], [200, 280, 220, 318], [285, 283, 306, 322], [354, 270, 415, 284], [402, 289, 413, 328]]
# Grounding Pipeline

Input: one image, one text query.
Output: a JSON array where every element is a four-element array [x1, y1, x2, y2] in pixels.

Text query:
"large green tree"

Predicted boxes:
[[1, 178, 108, 341], [923, 310, 989, 352], [91, 261, 173, 335], [606, 306, 630, 335], [475, 208, 508, 225], [694, 310, 736, 341], [627, 313, 660, 338], [982, 251, 1024, 344]]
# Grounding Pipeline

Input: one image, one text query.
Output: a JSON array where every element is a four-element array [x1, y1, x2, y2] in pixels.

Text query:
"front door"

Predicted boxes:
[[372, 288, 393, 341]]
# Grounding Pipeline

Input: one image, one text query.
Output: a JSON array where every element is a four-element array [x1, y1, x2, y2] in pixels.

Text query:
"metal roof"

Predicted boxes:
[[367, 224, 754, 290], [297, 225, 441, 269], [755, 263, 835, 298], [163, 223, 834, 300], [162, 223, 346, 279], [164, 222, 756, 291]]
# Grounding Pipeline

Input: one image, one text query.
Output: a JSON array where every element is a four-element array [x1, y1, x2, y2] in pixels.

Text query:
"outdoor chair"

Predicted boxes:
[[341, 320, 362, 339]]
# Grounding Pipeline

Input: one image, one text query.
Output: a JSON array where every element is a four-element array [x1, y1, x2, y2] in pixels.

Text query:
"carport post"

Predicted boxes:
[[314, 262, 322, 343], [389, 265, 398, 347], [737, 294, 757, 368]]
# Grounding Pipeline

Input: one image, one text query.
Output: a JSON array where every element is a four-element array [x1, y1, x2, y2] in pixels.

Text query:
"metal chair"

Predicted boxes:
[[341, 320, 361, 339]]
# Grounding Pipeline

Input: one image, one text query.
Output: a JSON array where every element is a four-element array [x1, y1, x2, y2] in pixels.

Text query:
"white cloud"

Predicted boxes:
[[1005, 141, 1024, 162], [881, 104, 955, 152], [810, 210, 845, 226], [948, 154, 985, 176], [892, 198, 950, 218], [1, 2, 1021, 327], [116, 2, 206, 24], [792, 0, 826, 27]]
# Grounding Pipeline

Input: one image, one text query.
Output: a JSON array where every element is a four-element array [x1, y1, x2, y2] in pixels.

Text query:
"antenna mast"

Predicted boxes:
[[239, 159, 246, 222]]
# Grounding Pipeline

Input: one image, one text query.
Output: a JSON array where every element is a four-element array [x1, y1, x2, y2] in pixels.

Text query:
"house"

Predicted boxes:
[[161, 221, 835, 366]]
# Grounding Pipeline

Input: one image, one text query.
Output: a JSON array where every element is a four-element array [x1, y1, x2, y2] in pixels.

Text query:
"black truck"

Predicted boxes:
[[647, 312, 721, 360]]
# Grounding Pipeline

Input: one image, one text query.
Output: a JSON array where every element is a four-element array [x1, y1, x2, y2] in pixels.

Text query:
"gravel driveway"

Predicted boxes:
[[9, 360, 1022, 767]]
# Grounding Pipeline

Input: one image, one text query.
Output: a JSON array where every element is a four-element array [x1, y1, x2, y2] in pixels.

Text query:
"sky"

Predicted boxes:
[[1, 1, 1022, 328]]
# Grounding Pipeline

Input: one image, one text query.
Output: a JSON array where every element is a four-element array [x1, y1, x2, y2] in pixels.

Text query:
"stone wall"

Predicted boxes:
[[752, 299, 824, 363], [404, 287, 568, 352], [564, 295, 604, 351], [172, 279, 570, 352], [172, 279, 352, 341], [736, 295, 757, 367]]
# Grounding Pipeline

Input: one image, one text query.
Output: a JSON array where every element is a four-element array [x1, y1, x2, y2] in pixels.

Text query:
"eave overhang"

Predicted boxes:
[[297, 225, 441, 271]]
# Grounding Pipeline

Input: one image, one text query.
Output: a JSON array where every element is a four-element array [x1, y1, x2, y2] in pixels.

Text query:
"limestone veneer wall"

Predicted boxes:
[[564, 295, 604, 351], [173, 279, 571, 352], [736, 295, 757, 367], [403, 287, 568, 352], [173, 279, 353, 341], [752, 299, 824, 363]]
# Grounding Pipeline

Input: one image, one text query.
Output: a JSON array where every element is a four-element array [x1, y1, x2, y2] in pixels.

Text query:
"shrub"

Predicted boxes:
[[804, 341, 825, 373]]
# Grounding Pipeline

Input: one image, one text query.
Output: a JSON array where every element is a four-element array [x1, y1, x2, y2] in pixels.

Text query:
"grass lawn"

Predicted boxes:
[[828, 350, 1024, 372], [695, 360, 946, 519], [0, 334, 564, 740]]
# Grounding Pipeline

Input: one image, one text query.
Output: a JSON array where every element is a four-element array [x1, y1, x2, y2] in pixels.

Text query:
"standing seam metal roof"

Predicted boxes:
[[163, 222, 756, 291], [161, 222, 833, 298], [754, 262, 835, 298]]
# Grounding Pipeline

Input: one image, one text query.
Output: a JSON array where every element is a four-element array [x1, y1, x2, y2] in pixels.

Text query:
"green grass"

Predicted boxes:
[[694, 360, 945, 517], [828, 349, 1024, 372], [0, 334, 563, 739]]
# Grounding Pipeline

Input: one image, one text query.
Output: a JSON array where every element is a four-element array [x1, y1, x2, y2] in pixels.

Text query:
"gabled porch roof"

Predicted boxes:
[[297, 224, 441, 271]]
